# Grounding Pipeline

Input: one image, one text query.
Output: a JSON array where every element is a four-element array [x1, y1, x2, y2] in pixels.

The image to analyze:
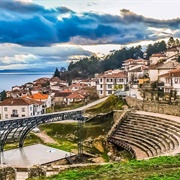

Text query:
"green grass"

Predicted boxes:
[[85, 95, 124, 114], [37, 114, 115, 159], [28, 155, 180, 180]]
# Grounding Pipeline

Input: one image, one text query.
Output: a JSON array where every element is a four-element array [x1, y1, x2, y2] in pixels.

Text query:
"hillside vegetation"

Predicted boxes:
[[85, 95, 125, 114], [29, 155, 180, 180]]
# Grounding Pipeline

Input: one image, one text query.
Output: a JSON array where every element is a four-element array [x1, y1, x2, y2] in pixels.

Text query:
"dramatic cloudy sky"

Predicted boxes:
[[0, 0, 180, 70]]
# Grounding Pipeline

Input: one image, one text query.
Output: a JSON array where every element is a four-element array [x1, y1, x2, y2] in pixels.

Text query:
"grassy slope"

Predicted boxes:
[[85, 95, 124, 114], [39, 95, 124, 153], [39, 114, 113, 154], [30, 156, 180, 180]]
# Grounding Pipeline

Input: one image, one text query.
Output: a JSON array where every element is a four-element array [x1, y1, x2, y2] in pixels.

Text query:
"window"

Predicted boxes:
[[22, 115, 25, 117], [106, 79, 109, 82], [108, 85, 112, 88], [100, 78, 102, 82], [100, 85, 103, 88], [174, 78, 178, 84], [100, 91, 103, 94], [110, 79, 113, 82], [12, 109, 18, 115], [108, 90, 112, 94], [4, 107, 7, 111], [5, 114, 8, 119], [22, 108, 25, 112]]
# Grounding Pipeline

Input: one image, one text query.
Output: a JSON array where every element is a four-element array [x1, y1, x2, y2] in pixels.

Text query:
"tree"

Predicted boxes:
[[167, 37, 176, 49], [0, 90, 6, 101], [145, 40, 167, 59], [53, 68, 60, 78], [175, 38, 180, 47]]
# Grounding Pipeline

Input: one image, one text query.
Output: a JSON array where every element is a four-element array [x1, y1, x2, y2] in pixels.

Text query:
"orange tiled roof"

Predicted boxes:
[[30, 93, 49, 100]]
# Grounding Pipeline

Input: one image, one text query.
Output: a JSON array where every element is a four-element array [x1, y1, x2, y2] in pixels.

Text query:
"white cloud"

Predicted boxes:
[[15, 0, 32, 3], [1, 54, 37, 64]]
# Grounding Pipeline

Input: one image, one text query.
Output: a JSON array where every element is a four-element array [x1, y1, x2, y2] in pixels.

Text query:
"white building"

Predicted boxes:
[[30, 92, 52, 110], [159, 68, 180, 96], [122, 58, 148, 71], [0, 98, 43, 120], [96, 70, 128, 97], [166, 48, 179, 59], [149, 53, 166, 65], [50, 77, 68, 86]]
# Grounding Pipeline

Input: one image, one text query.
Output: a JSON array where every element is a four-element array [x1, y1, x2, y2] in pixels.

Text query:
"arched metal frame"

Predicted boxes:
[[0, 110, 83, 151]]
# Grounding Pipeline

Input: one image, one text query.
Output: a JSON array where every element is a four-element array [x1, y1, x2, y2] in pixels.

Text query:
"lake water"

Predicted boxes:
[[0, 72, 53, 92]]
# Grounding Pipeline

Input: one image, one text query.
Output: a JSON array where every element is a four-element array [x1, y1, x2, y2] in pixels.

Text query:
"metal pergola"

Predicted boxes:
[[0, 110, 84, 151]]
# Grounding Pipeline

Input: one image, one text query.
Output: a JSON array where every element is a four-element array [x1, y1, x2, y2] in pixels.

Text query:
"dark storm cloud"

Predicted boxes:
[[0, 0, 73, 15], [0, 0, 180, 46]]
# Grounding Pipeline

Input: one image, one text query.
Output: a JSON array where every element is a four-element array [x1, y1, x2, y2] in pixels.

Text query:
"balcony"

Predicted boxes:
[[11, 114, 19, 117]]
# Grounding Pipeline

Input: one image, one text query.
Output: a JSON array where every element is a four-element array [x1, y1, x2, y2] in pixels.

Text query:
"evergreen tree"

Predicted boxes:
[[167, 37, 176, 49], [175, 39, 180, 47], [0, 90, 6, 101], [145, 40, 167, 59], [53, 68, 60, 78]]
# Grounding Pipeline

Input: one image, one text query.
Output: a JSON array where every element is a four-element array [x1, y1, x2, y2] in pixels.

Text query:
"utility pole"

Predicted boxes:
[[77, 112, 84, 160]]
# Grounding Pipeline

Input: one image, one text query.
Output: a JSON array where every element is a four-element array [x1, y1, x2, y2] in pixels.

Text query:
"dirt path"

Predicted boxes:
[[34, 131, 58, 144]]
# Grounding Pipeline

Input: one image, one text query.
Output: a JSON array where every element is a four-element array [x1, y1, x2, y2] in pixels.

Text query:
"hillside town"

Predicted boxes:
[[0, 43, 180, 120]]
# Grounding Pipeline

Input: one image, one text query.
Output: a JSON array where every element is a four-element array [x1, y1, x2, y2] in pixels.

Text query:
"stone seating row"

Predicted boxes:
[[109, 112, 180, 159]]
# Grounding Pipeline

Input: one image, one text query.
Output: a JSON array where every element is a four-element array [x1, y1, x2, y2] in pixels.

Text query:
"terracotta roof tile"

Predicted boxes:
[[30, 93, 49, 100], [151, 53, 166, 57], [0, 98, 43, 106], [123, 58, 135, 62], [66, 93, 85, 99]]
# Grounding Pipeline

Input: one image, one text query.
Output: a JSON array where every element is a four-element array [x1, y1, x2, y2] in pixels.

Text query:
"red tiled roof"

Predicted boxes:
[[54, 92, 72, 97], [159, 68, 180, 78], [66, 93, 85, 99], [50, 77, 66, 83], [97, 72, 127, 78], [123, 58, 135, 63], [69, 83, 87, 87], [151, 53, 166, 57], [135, 58, 148, 62], [0, 98, 43, 106]]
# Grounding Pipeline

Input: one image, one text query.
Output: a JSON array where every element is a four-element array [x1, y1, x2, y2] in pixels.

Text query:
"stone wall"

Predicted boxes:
[[0, 165, 16, 180], [126, 96, 180, 116], [113, 110, 123, 123]]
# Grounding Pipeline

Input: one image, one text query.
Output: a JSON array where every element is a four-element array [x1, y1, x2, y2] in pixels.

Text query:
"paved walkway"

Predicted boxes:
[[136, 111, 180, 123], [33, 131, 58, 144], [75, 97, 108, 111]]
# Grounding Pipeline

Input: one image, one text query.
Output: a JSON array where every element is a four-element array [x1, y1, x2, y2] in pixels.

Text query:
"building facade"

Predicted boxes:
[[96, 70, 128, 97]]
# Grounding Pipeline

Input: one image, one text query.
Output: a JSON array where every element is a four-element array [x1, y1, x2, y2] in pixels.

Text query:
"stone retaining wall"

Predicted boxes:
[[0, 165, 16, 180], [126, 96, 180, 116]]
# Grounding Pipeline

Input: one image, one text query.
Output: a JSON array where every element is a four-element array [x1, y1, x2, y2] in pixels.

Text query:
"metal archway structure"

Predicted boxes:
[[0, 110, 83, 151]]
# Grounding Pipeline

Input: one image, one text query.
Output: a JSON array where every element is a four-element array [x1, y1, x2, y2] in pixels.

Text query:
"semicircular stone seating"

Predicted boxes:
[[108, 111, 180, 160]]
